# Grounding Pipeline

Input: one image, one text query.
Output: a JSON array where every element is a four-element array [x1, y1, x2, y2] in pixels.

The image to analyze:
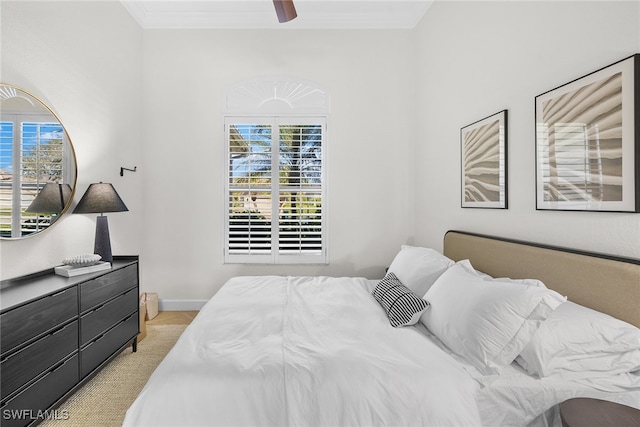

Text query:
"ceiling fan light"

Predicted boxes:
[[273, 0, 297, 23]]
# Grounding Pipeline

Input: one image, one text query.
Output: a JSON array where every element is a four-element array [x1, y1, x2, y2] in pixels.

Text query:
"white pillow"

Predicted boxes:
[[387, 245, 454, 298], [420, 260, 566, 374], [516, 301, 640, 379], [464, 263, 547, 288], [371, 273, 430, 327]]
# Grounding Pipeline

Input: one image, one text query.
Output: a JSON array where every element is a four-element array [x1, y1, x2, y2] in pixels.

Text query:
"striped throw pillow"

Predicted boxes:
[[372, 273, 430, 327]]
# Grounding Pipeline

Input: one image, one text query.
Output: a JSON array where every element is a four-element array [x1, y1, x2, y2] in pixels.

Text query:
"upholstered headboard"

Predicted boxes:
[[443, 230, 640, 329]]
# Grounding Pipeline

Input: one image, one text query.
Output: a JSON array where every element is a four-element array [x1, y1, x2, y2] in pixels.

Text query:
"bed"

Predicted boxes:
[[124, 230, 640, 426]]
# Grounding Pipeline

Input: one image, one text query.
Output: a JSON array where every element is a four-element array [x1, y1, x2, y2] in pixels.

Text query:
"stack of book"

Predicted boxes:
[[54, 261, 111, 277]]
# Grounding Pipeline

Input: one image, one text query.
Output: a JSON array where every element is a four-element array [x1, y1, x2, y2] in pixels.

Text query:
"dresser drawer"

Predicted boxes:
[[81, 313, 138, 378], [1, 320, 78, 401], [81, 288, 138, 345], [0, 288, 77, 356], [0, 354, 78, 427], [80, 264, 138, 312]]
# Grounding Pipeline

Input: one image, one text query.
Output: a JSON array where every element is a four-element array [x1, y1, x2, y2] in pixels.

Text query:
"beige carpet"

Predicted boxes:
[[40, 324, 186, 427]]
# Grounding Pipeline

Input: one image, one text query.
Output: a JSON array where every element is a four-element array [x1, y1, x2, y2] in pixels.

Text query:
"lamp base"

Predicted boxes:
[[94, 215, 113, 263]]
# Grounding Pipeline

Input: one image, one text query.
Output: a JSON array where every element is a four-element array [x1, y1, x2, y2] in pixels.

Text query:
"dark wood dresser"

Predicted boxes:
[[0, 257, 139, 427]]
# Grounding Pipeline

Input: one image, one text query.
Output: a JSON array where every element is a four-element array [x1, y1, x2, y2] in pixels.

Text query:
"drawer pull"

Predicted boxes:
[[49, 288, 70, 298], [91, 303, 105, 313], [49, 359, 69, 373], [50, 322, 73, 336]]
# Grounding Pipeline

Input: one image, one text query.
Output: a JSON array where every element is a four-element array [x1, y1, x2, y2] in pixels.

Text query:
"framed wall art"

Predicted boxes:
[[535, 54, 640, 212], [461, 109, 508, 209]]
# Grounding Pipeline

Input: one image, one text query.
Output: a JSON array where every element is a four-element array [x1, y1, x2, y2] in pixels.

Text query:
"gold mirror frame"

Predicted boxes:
[[0, 83, 77, 239]]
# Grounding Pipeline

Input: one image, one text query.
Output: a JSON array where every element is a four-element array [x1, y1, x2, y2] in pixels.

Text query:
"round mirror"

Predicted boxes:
[[0, 84, 77, 239]]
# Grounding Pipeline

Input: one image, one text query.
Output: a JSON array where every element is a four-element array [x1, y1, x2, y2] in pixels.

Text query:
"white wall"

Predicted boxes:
[[414, 1, 640, 259], [0, 2, 417, 298], [0, 1, 144, 279], [141, 29, 417, 300], [2, 1, 638, 302]]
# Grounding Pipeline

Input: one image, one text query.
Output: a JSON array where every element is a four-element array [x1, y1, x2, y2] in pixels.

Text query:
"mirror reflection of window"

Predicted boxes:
[[0, 85, 76, 238], [1, 117, 67, 236]]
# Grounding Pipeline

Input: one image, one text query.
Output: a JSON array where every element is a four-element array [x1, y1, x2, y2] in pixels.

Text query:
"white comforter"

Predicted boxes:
[[123, 276, 482, 426]]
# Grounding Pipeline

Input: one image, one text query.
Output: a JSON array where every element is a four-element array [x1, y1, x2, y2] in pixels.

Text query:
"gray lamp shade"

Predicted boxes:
[[25, 183, 73, 213], [73, 182, 128, 263], [73, 183, 129, 214]]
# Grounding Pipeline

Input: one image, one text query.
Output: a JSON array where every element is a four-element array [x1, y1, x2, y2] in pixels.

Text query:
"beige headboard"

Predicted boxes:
[[443, 230, 640, 329]]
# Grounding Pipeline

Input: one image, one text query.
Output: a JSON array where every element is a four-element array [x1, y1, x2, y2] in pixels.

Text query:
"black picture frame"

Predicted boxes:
[[535, 54, 640, 212], [461, 110, 508, 209]]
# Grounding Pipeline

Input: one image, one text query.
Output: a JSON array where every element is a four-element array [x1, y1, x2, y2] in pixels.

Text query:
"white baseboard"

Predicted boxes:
[[158, 299, 207, 311]]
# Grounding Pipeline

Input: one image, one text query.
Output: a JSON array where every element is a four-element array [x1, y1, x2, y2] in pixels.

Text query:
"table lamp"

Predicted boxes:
[[25, 183, 73, 214], [73, 182, 128, 263]]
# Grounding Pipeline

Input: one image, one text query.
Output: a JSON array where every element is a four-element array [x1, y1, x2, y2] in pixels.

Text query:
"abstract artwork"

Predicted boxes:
[[535, 54, 639, 212], [461, 110, 508, 209]]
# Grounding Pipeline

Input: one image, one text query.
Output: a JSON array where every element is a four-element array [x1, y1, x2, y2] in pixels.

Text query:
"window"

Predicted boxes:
[[225, 116, 326, 264], [0, 115, 68, 237]]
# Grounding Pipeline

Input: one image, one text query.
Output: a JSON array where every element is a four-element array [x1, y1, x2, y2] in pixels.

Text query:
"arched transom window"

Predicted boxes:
[[223, 78, 329, 264]]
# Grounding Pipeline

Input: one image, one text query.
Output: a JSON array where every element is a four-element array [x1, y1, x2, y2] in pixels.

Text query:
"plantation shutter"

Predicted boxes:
[[0, 116, 67, 237], [225, 116, 326, 264], [227, 121, 273, 261], [21, 121, 66, 234]]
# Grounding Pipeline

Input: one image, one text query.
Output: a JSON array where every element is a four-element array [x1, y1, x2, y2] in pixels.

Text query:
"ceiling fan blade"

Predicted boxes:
[[273, 0, 297, 23]]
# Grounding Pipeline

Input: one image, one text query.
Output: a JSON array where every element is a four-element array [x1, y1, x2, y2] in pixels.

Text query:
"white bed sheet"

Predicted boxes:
[[412, 323, 640, 427], [123, 276, 482, 427], [477, 362, 640, 427]]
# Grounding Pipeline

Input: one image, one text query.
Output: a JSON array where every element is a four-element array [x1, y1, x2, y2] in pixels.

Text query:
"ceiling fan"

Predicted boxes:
[[273, 0, 297, 23]]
